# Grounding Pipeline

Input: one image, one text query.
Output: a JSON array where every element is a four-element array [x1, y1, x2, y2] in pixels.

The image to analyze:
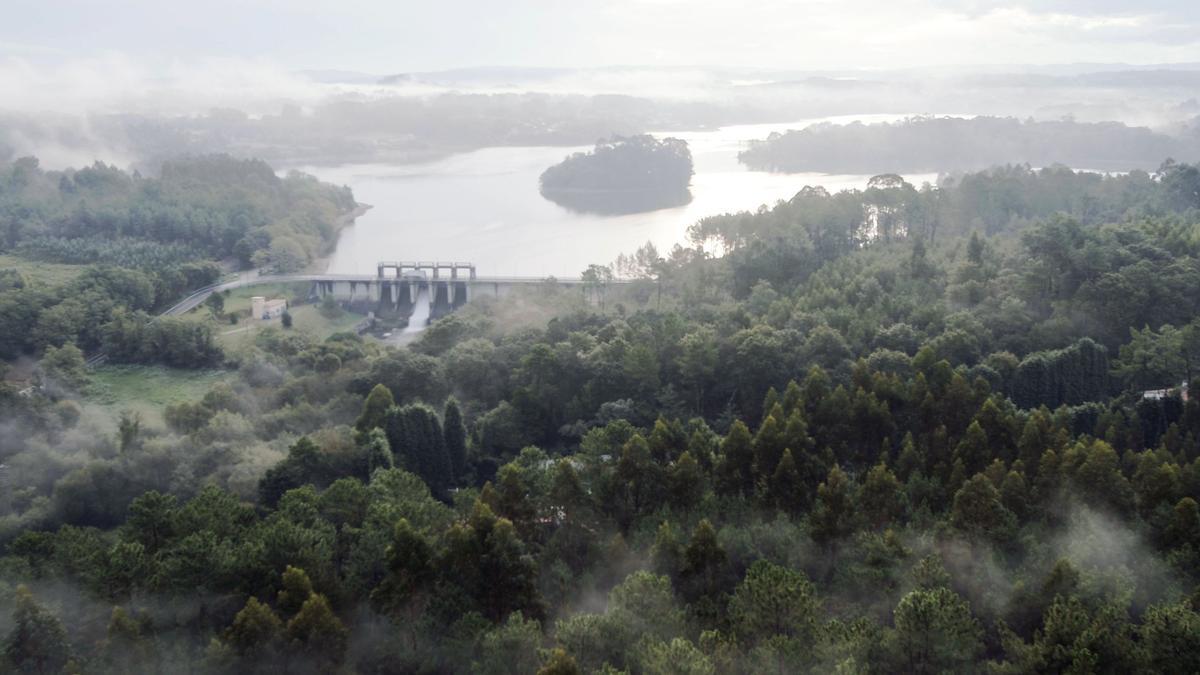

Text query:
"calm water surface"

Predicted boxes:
[[303, 115, 938, 277]]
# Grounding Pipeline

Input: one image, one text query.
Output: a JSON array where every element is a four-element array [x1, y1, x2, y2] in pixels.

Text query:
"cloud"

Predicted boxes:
[[2, 1, 1198, 74], [0, 54, 322, 117]]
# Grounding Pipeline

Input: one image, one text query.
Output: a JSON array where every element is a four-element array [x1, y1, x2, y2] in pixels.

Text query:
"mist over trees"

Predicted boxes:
[[4, 159, 1200, 671], [539, 135, 694, 215], [738, 116, 1200, 174], [0, 154, 356, 270]]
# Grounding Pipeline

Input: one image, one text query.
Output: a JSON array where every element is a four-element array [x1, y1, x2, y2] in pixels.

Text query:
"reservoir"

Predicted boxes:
[[304, 116, 939, 277]]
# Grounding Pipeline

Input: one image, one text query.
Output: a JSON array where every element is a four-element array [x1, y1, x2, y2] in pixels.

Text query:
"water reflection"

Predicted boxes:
[[540, 187, 693, 216], [300, 116, 938, 277]]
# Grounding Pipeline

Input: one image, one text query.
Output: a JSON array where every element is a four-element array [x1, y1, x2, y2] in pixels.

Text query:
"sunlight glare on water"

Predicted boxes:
[[303, 116, 942, 277]]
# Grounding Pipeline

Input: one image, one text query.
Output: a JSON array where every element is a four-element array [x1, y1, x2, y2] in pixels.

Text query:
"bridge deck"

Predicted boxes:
[[160, 273, 628, 316]]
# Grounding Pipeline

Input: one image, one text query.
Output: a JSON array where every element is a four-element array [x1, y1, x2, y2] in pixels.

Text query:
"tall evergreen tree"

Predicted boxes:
[[356, 383, 395, 433], [679, 519, 733, 618], [443, 396, 468, 481], [769, 448, 804, 515], [386, 404, 453, 496], [715, 420, 755, 497], [752, 413, 787, 479], [286, 594, 348, 668], [3, 586, 70, 675], [811, 464, 857, 557]]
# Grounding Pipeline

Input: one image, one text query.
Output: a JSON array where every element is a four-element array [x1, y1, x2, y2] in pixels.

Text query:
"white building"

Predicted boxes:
[[251, 296, 288, 320], [1143, 381, 1190, 402]]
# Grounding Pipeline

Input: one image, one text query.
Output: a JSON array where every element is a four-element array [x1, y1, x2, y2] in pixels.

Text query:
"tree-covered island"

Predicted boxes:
[[539, 135, 694, 215]]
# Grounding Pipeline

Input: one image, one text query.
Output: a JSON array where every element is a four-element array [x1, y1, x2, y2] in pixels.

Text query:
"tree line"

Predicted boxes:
[[4, 161, 1200, 671]]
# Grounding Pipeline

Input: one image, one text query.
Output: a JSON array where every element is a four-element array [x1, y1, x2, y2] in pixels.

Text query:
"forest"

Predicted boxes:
[[540, 135, 694, 215], [0, 154, 356, 271], [0, 155, 358, 363], [737, 116, 1200, 174], [4, 160, 1200, 673]]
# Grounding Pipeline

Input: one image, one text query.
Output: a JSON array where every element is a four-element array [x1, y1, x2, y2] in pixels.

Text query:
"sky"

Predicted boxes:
[[0, 0, 1196, 116], [3, 0, 1198, 73]]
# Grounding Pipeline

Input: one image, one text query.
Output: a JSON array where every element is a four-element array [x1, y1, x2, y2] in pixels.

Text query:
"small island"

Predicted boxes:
[[539, 134, 694, 215]]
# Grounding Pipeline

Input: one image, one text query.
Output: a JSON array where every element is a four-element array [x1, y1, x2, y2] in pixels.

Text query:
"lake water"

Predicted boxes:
[[302, 115, 939, 278]]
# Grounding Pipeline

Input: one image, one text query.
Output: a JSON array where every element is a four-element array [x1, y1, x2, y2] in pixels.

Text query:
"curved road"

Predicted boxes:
[[84, 270, 625, 367]]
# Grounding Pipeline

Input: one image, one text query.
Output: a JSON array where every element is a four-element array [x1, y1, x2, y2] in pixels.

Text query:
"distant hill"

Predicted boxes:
[[738, 116, 1200, 174]]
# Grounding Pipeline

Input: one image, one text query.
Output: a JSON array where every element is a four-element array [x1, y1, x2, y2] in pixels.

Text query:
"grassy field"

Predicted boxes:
[[87, 365, 229, 426], [0, 254, 89, 286], [213, 304, 367, 351], [176, 283, 368, 351]]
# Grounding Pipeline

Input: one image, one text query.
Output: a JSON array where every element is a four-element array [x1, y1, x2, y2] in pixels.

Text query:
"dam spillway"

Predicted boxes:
[[160, 260, 617, 321], [307, 260, 603, 321]]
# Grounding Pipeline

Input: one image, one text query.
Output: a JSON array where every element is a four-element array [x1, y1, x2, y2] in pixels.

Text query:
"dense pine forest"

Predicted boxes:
[[5, 160, 1200, 673]]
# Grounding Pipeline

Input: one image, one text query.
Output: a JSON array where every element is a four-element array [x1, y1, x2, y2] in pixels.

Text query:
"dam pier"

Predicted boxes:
[[161, 261, 619, 333]]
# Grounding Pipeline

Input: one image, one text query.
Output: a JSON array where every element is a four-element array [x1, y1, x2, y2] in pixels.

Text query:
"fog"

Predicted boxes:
[[1, 57, 1199, 171], [4, 4, 1200, 672], [3, 0, 1197, 172]]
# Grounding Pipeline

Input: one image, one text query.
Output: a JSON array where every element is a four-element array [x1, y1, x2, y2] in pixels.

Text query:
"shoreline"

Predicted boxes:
[[311, 202, 372, 274]]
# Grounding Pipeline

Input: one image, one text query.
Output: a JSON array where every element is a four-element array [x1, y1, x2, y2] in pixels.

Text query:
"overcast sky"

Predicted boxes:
[[4, 0, 1198, 73]]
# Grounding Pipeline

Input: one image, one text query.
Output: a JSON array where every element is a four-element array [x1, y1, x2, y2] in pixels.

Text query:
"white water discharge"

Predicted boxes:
[[398, 287, 431, 341]]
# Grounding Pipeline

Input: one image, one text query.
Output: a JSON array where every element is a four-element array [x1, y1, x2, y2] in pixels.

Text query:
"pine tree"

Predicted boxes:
[[277, 565, 314, 618], [538, 648, 583, 675], [648, 417, 685, 463], [679, 519, 733, 617], [1140, 602, 1200, 674], [1167, 497, 1200, 550], [729, 560, 819, 648], [761, 387, 781, 421], [955, 421, 991, 477], [999, 470, 1030, 522], [753, 413, 787, 479], [443, 502, 543, 622], [861, 462, 902, 529], [782, 379, 803, 415], [370, 518, 435, 622], [101, 606, 156, 673], [617, 433, 659, 520], [3, 586, 70, 675], [224, 596, 283, 658], [549, 459, 591, 521], [443, 396, 468, 481], [888, 587, 983, 673], [811, 465, 857, 554], [496, 463, 536, 538], [652, 520, 683, 580], [286, 594, 348, 667], [967, 230, 985, 264], [356, 383, 395, 433], [769, 448, 804, 515], [974, 397, 1016, 461], [895, 432, 924, 481], [386, 404, 453, 495], [668, 451, 704, 512], [715, 420, 754, 497], [782, 409, 815, 455], [950, 474, 1016, 544], [801, 366, 831, 417], [362, 427, 393, 478]]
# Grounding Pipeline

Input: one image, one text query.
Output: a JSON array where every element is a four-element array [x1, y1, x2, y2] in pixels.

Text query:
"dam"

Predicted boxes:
[[161, 261, 609, 322], [308, 261, 596, 322]]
